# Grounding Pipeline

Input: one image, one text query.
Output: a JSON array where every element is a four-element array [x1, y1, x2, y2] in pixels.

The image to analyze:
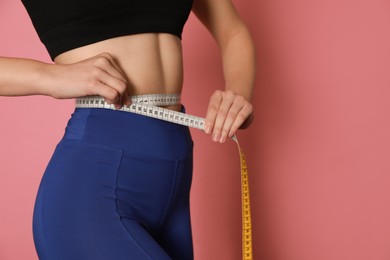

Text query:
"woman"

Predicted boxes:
[[0, 0, 255, 259]]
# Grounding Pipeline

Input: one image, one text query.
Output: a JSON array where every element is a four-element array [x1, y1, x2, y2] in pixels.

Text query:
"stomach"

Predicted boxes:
[[54, 33, 184, 110]]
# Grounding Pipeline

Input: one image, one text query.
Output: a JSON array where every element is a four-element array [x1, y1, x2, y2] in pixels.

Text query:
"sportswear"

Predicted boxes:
[[21, 0, 193, 60], [33, 106, 194, 259]]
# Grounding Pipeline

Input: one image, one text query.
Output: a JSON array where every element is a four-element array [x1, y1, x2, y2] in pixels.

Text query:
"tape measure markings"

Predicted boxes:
[[234, 137, 253, 260]]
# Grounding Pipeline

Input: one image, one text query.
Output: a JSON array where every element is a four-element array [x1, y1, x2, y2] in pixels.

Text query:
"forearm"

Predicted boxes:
[[0, 57, 53, 97], [220, 24, 256, 102], [193, 0, 255, 141]]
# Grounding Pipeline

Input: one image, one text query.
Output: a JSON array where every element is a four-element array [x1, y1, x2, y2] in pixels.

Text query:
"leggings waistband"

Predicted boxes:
[[62, 103, 193, 160]]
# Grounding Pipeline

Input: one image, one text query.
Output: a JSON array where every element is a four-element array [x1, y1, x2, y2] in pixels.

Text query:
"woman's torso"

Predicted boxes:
[[54, 33, 184, 110]]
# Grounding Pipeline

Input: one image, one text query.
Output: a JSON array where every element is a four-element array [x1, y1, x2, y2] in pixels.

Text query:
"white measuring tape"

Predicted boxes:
[[75, 94, 253, 260]]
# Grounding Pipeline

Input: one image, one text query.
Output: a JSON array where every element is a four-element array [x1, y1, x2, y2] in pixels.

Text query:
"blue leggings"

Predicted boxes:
[[33, 107, 194, 260]]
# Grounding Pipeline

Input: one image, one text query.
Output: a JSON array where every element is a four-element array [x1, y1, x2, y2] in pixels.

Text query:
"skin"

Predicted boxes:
[[0, 0, 255, 143]]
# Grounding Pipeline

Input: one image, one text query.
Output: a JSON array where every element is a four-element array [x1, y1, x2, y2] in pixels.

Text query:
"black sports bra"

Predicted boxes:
[[21, 0, 193, 60]]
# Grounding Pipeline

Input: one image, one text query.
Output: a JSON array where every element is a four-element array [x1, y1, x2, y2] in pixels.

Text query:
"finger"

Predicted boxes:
[[219, 96, 245, 143], [91, 81, 121, 106], [212, 91, 235, 143], [229, 103, 253, 137], [102, 56, 131, 106], [239, 112, 254, 129], [97, 53, 127, 82], [94, 53, 129, 106], [205, 90, 223, 134], [97, 70, 127, 107], [122, 94, 132, 106], [98, 69, 126, 92]]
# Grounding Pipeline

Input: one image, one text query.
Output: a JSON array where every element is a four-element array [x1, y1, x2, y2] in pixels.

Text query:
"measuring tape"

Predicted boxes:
[[75, 94, 253, 260]]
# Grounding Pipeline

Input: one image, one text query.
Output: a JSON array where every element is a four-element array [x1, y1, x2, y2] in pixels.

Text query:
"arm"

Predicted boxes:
[[192, 0, 256, 143], [0, 54, 130, 108], [0, 57, 53, 96]]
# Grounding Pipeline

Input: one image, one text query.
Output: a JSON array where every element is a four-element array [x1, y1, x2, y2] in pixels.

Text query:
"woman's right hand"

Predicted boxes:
[[46, 52, 130, 109]]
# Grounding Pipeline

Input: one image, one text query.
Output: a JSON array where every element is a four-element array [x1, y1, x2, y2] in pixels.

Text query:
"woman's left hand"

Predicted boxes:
[[204, 90, 253, 143]]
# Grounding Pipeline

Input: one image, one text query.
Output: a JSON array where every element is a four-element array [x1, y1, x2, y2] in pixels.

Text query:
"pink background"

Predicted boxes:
[[1, 0, 390, 259]]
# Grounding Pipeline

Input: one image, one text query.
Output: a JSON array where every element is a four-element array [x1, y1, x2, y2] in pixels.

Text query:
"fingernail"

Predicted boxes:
[[220, 136, 226, 143], [212, 134, 219, 142], [205, 126, 211, 134], [228, 130, 234, 138]]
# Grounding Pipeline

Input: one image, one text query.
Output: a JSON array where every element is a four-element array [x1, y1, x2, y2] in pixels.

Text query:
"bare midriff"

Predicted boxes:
[[54, 33, 184, 111]]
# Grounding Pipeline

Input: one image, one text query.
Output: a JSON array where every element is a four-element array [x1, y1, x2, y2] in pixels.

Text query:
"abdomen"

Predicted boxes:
[[54, 33, 184, 95]]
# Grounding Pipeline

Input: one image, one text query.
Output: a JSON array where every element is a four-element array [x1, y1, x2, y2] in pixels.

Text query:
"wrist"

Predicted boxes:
[[225, 84, 253, 102], [33, 62, 61, 98]]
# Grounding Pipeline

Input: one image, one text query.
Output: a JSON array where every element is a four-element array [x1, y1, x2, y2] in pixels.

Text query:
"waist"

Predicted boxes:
[[76, 94, 183, 112], [63, 102, 193, 160], [54, 33, 184, 96]]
